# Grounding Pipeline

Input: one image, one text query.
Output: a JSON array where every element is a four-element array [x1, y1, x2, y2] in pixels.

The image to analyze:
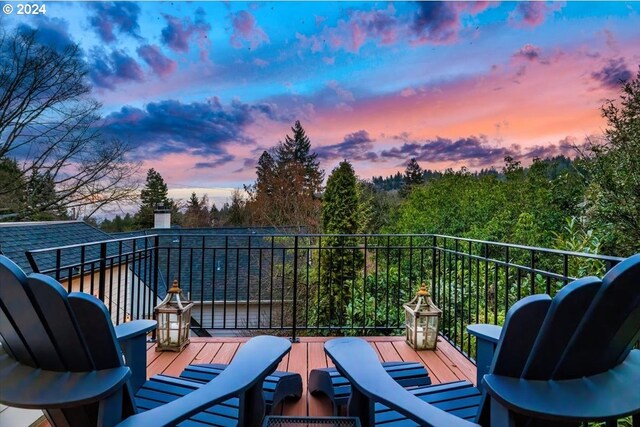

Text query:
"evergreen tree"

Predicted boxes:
[[323, 161, 359, 235], [255, 151, 276, 196], [400, 158, 424, 197], [247, 121, 323, 229], [183, 192, 210, 228], [25, 170, 67, 220], [320, 160, 363, 325], [140, 168, 170, 208], [100, 213, 136, 232], [0, 157, 26, 220], [209, 203, 221, 226], [227, 189, 247, 226], [583, 67, 640, 255], [276, 120, 324, 192], [135, 168, 173, 229]]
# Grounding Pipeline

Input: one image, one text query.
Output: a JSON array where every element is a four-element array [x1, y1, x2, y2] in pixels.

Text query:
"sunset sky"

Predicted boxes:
[[4, 1, 639, 207]]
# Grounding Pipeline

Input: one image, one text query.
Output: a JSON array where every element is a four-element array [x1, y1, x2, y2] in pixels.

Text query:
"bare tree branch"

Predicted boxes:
[[0, 27, 140, 220]]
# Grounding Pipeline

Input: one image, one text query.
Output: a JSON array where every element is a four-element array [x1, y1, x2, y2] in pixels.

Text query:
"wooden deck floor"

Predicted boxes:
[[146, 336, 477, 416]]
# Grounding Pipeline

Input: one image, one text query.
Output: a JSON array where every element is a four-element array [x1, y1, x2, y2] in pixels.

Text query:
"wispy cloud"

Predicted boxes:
[[317, 130, 380, 161], [510, 2, 565, 28], [137, 44, 177, 77], [89, 49, 144, 90], [380, 135, 575, 167], [87, 2, 141, 43], [103, 97, 288, 161], [591, 58, 632, 89], [17, 17, 74, 52], [161, 8, 211, 59], [230, 10, 270, 50]]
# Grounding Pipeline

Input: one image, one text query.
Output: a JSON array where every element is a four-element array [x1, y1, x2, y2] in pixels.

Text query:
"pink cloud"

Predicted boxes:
[[510, 2, 565, 28], [411, 2, 491, 44], [513, 44, 542, 62], [137, 44, 177, 77], [161, 8, 211, 60], [253, 58, 269, 67], [298, 5, 399, 54], [230, 10, 270, 50]]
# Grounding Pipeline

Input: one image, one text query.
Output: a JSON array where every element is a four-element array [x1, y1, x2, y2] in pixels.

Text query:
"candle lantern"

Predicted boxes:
[[404, 283, 441, 350], [154, 280, 193, 352]]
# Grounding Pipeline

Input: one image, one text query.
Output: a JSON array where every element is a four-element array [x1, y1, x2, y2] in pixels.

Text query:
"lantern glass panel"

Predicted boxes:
[[154, 281, 193, 352], [404, 284, 442, 350]]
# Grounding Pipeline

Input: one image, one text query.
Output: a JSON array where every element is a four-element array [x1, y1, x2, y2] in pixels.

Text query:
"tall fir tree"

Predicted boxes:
[[583, 67, 640, 255], [209, 203, 221, 226], [25, 170, 67, 220], [136, 168, 174, 229], [0, 157, 26, 220], [227, 189, 247, 226], [322, 161, 359, 235], [183, 192, 210, 228], [255, 151, 276, 196], [276, 120, 324, 193], [247, 121, 324, 230], [320, 160, 363, 325], [399, 158, 424, 197]]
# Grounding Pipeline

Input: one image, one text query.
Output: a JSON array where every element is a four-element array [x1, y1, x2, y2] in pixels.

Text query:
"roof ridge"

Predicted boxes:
[[0, 220, 82, 228]]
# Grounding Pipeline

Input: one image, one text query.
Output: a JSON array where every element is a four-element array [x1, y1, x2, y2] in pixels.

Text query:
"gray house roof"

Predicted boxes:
[[109, 227, 296, 302], [0, 221, 114, 275], [0, 222, 298, 304]]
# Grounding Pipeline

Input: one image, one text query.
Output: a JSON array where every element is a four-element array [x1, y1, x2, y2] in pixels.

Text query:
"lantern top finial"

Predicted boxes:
[[168, 280, 181, 294], [417, 283, 429, 297]]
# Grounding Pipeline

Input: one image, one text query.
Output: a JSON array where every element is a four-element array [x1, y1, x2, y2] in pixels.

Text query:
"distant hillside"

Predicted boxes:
[[370, 156, 575, 191]]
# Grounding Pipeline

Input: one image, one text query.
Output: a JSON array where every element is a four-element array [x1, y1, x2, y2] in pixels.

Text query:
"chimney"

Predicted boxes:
[[154, 204, 171, 229]]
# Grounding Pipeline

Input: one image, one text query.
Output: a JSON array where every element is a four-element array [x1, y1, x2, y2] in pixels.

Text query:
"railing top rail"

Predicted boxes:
[[25, 234, 156, 254], [429, 234, 625, 262], [25, 232, 624, 263]]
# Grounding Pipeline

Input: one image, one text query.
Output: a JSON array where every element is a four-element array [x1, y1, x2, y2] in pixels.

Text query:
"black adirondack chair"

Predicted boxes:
[[324, 253, 640, 427], [0, 255, 292, 427]]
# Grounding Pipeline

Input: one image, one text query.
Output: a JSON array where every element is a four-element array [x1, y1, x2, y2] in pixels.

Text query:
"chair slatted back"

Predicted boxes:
[[68, 293, 124, 370], [0, 259, 63, 370], [523, 276, 602, 380], [0, 256, 134, 427], [554, 254, 640, 379], [26, 276, 95, 371], [489, 294, 552, 378], [475, 294, 552, 424]]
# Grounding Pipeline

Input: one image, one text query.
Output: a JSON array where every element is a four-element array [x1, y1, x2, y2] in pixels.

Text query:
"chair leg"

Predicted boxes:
[[119, 335, 147, 394], [97, 387, 124, 427], [348, 388, 375, 427], [490, 398, 518, 427], [239, 382, 265, 427]]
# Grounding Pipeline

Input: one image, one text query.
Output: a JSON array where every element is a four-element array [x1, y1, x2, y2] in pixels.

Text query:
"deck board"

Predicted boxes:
[[147, 336, 476, 417]]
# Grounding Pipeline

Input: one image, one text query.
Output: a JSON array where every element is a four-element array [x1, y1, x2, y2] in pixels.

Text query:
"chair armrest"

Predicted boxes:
[[325, 338, 479, 427], [467, 324, 501, 344], [116, 336, 291, 427], [484, 350, 640, 421], [467, 324, 502, 389], [115, 320, 156, 342], [115, 320, 156, 393], [0, 353, 130, 409]]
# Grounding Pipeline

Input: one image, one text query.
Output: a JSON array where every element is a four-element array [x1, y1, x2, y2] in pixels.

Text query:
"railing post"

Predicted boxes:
[[152, 235, 160, 341], [25, 251, 40, 273], [291, 235, 299, 343], [431, 235, 437, 296], [98, 242, 107, 302]]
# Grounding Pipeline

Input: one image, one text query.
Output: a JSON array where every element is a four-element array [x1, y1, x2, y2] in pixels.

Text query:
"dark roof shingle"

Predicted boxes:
[[0, 221, 113, 275]]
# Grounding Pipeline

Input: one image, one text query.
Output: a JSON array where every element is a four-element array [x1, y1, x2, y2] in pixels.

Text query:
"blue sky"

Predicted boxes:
[[3, 1, 639, 208]]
